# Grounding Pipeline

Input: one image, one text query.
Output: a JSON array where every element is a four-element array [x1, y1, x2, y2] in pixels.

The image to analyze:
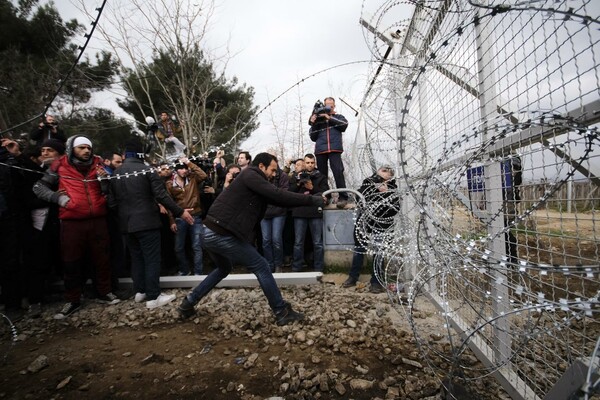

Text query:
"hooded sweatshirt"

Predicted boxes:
[[33, 135, 107, 220]]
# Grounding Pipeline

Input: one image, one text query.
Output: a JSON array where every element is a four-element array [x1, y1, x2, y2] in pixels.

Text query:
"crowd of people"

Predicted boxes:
[[0, 99, 399, 325]]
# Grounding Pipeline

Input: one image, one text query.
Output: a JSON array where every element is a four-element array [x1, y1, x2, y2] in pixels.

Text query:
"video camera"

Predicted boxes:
[[312, 100, 331, 121], [191, 157, 214, 174], [297, 171, 311, 185], [372, 174, 385, 184]]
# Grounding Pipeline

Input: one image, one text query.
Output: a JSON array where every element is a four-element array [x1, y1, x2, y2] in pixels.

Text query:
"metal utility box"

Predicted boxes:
[[323, 209, 356, 250]]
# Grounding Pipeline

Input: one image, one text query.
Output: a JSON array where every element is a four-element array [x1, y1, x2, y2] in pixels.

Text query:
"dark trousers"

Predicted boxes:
[[348, 227, 378, 285], [60, 218, 111, 303], [316, 152, 347, 200], [126, 229, 162, 300], [188, 227, 287, 314], [159, 212, 176, 274], [25, 222, 60, 303], [282, 211, 294, 262], [107, 211, 127, 289], [0, 215, 23, 310]]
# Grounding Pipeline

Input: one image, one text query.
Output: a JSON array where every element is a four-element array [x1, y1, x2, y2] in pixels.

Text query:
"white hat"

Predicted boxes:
[[73, 136, 92, 148]]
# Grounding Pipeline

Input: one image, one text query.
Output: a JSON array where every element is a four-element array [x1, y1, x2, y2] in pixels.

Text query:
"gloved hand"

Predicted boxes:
[[57, 194, 70, 208]]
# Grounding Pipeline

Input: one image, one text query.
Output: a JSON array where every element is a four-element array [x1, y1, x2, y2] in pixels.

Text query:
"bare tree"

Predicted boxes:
[[264, 85, 312, 165], [77, 0, 254, 159]]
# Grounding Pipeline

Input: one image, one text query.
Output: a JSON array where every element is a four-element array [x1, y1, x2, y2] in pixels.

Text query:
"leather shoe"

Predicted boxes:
[[275, 303, 304, 326], [178, 296, 195, 319], [369, 283, 386, 294], [342, 277, 357, 288]]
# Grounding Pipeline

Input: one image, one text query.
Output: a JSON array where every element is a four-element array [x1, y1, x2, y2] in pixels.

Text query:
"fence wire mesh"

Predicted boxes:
[[348, 0, 600, 398]]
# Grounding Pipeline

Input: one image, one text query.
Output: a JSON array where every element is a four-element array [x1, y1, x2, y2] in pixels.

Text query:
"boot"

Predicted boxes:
[[275, 303, 304, 326], [178, 296, 195, 319]]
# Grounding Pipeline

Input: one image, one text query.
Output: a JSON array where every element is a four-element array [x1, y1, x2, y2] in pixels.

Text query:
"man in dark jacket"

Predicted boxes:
[[29, 115, 67, 146], [0, 138, 27, 322], [342, 166, 400, 293], [108, 139, 194, 309], [309, 97, 349, 207], [21, 139, 65, 317], [289, 154, 329, 272], [178, 152, 325, 326]]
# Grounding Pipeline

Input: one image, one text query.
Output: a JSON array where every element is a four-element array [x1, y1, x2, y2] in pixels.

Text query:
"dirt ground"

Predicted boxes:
[[1, 323, 405, 400], [0, 275, 509, 400]]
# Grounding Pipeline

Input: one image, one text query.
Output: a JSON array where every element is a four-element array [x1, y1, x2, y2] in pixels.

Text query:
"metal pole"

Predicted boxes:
[[567, 178, 572, 213], [474, 9, 512, 369]]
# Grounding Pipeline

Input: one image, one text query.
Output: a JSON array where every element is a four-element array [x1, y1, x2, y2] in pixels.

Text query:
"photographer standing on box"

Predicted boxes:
[[309, 97, 349, 208], [30, 114, 66, 146]]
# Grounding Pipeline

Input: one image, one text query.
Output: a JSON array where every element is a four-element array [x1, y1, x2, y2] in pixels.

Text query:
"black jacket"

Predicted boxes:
[[29, 125, 67, 146], [204, 166, 324, 242], [356, 174, 400, 233], [108, 157, 184, 233], [288, 169, 329, 219], [264, 168, 289, 219]]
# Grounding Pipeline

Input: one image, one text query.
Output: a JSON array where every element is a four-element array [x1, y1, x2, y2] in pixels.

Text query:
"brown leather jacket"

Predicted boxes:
[[165, 161, 207, 223]]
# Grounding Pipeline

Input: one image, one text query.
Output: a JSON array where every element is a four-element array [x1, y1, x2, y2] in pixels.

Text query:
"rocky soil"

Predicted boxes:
[[0, 276, 511, 399]]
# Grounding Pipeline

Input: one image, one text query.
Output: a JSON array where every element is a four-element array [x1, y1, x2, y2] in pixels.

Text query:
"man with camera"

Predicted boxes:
[[222, 164, 241, 191], [309, 97, 349, 208], [342, 165, 400, 293], [288, 153, 329, 272], [30, 114, 66, 146], [166, 157, 208, 275]]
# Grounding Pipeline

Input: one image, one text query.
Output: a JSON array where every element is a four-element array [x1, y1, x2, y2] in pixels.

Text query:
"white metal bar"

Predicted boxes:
[[115, 272, 324, 289]]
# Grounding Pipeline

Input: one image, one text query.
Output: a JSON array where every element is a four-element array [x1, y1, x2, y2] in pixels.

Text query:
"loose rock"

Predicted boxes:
[[27, 355, 49, 373]]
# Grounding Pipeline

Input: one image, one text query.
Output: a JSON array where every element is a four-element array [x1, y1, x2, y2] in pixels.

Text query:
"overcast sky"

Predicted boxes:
[[52, 0, 401, 156]]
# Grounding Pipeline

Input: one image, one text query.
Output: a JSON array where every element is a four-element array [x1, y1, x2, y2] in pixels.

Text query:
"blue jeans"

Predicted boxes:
[[175, 216, 204, 274], [126, 229, 162, 300], [292, 217, 324, 272], [187, 227, 287, 314], [260, 216, 286, 271]]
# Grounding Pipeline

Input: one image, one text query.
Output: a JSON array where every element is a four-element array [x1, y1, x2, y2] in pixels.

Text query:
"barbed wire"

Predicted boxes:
[[0, 152, 220, 183], [346, 0, 600, 396], [0, 313, 18, 365]]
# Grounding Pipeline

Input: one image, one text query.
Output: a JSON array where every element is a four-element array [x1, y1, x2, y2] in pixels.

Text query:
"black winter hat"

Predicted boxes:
[[124, 137, 145, 156], [41, 139, 66, 155]]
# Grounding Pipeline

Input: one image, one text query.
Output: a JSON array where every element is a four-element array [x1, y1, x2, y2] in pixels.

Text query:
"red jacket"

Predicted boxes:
[[51, 155, 107, 220]]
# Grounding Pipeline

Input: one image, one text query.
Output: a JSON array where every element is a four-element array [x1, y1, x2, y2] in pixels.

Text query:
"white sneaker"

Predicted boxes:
[[134, 293, 147, 303], [146, 293, 176, 309]]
